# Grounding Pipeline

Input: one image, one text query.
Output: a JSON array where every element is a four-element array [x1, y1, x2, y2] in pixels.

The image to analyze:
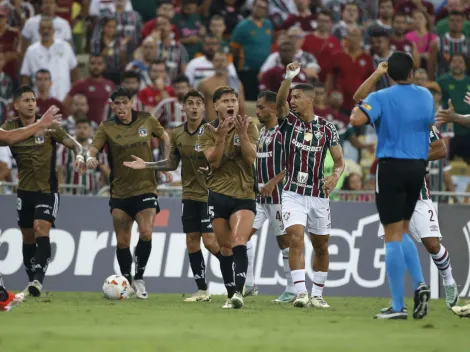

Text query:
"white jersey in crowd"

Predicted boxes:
[[21, 15, 72, 44], [89, 0, 133, 16], [185, 56, 238, 88]]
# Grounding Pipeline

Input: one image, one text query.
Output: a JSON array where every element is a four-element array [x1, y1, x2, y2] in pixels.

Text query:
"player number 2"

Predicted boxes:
[[428, 210, 435, 222], [208, 206, 215, 218]]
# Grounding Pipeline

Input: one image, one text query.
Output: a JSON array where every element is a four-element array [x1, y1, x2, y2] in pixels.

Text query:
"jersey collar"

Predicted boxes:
[[17, 114, 40, 127], [185, 119, 206, 136], [114, 110, 138, 125]]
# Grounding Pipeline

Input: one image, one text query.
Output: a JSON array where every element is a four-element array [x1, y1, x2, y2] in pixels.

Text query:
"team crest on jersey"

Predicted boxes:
[[314, 131, 323, 140], [265, 136, 272, 146], [35, 136, 44, 144], [304, 132, 312, 142], [234, 134, 240, 146], [139, 128, 148, 137], [194, 143, 202, 152]]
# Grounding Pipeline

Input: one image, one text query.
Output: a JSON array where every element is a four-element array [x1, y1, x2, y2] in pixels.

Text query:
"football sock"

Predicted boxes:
[[431, 244, 455, 286], [233, 245, 248, 294], [33, 237, 51, 284], [23, 243, 36, 282], [311, 271, 328, 297], [134, 239, 152, 281], [401, 234, 425, 290], [291, 269, 307, 294], [245, 240, 255, 287], [116, 247, 133, 284], [0, 276, 7, 302], [188, 250, 208, 291], [281, 248, 295, 293], [385, 241, 406, 312], [219, 254, 235, 298]]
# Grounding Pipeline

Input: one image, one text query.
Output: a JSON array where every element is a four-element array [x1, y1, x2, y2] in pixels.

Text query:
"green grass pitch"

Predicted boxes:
[[0, 293, 467, 352]]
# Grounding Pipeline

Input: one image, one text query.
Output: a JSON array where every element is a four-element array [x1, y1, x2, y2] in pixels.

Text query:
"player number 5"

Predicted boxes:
[[208, 206, 215, 218]]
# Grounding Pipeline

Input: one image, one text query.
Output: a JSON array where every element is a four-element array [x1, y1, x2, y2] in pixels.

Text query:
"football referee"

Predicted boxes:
[[351, 52, 434, 320]]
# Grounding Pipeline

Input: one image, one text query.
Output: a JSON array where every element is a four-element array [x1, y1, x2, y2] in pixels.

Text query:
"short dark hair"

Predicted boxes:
[[36, 69, 51, 79], [156, 14, 171, 23], [89, 53, 104, 61], [292, 83, 315, 94], [158, 0, 173, 7], [369, 25, 389, 38], [110, 87, 133, 101], [210, 14, 225, 23], [173, 75, 190, 85], [257, 90, 277, 103], [213, 86, 238, 103], [449, 10, 465, 17], [75, 119, 92, 126], [450, 53, 467, 65], [14, 85, 35, 101], [387, 51, 414, 81], [183, 89, 205, 103], [122, 70, 141, 82], [150, 59, 166, 68], [317, 9, 333, 19], [392, 12, 406, 21]]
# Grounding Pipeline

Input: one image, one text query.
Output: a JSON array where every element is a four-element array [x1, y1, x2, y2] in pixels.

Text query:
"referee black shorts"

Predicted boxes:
[[375, 158, 427, 225]]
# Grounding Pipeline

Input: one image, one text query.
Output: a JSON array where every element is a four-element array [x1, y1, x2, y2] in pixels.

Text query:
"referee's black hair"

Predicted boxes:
[[183, 89, 205, 103], [257, 90, 277, 103], [387, 51, 414, 82], [13, 85, 35, 101], [110, 87, 133, 101]]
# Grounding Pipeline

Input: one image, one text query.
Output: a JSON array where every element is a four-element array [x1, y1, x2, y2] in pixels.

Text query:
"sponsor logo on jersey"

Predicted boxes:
[[139, 128, 148, 137], [292, 139, 323, 152], [257, 151, 273, 158], [304, 133, 312, 142], [297, 172, 308, 184], [35, 136, 45, 144]]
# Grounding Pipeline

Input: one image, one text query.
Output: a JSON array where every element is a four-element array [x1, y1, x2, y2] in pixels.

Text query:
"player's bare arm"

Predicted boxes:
[[86, 146, 100, 169], [436, 98, 470, 127], [234, 115, 257, 166], [323, 144, 345, 193], [259, 169, 286, 197], [0, 105, 61, 146], [60, 134, 86, 175], [161, 130, 171, 159], [123, 153, 180, 171], [276, 62, 300, 118], [428, 127, 447, 161], [353, 62, 388, 102], [204, 119, 231, 170], [350, 106, 370, 126]]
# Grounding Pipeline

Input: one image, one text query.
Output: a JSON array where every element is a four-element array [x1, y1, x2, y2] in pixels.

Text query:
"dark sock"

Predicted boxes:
[[23, 243, 36, 282], [188, 250, 208, 291], [0, 276, 7, 302], [116, 247, 133, 284], [134, 239, 152, 281], [213, 251, 222, 261], [33, 237, 51, 284], [232, 245, 248, 294], [219, 254, 235, 298]]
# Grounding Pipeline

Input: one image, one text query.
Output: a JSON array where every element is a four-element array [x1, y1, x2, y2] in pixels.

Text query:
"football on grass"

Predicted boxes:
[[102, 275, 131, 300]]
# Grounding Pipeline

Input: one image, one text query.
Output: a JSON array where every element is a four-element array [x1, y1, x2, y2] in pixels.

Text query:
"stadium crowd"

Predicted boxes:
[[0, 0, 469, 201]]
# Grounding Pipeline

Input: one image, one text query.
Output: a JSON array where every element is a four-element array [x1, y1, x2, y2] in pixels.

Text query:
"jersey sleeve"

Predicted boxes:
[[359, 92, 381, 124], [429, 125, 441, 143], [52, 125, 67, 143], [91, 123, 108, 151], [149, 114, 165, 138], [198, 124, 215, 152], [169, 130, 181, 164], [21, 18, 34, 40], [325, 122, 340, 148], [247, 122, 259, 144]]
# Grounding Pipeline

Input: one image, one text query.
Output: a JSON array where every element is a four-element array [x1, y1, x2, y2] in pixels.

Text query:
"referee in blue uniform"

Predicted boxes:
[[351, 52, 434, 320]]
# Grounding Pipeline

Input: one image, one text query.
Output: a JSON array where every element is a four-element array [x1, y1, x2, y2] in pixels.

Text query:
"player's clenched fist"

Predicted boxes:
[[286, 62, 301, 80], [86, 156, 99, 169], [376, 62, 388, 75]]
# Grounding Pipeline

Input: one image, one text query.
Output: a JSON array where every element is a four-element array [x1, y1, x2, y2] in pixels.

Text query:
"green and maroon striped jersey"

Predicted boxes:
[[437, 33, 470, 76], [420, 126, 441, 201], [280, 112, 339, 198]]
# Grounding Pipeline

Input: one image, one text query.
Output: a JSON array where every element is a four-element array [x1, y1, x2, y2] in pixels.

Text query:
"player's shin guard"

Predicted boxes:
[[431, 244, 455, 286], [401, 234, 425, 290], [219, 254, 235, 298], [188, 250, 208, 291], [245, 240, 255, 287], [385, 241, 406, 312], [233, 245, 248, 294], [134, 239, 152, 281], [116, 247, 133, 284], [33, 237, 51, 284], [22, 243, 36, 282]]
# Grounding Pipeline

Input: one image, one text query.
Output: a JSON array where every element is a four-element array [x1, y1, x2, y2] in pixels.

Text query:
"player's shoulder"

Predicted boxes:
[[135, 111, 155, 121], [2, 117, 20, 129], [319, 117, 337, 130], [198, 120, 214, 137], [172, 122, 186, 135]]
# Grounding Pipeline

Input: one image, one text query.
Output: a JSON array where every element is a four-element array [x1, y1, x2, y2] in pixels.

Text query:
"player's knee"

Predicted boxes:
[[220, 246, 232, 256], [138, 228, 153, 242], [276, 235, 289, 249], [202, 234, 219, 253], [33, 221, 51, 237], [313, 241, 329, 256], [186, 233, 201, 252], [288, 233, 304, 249], [422, 237, 440, 255]]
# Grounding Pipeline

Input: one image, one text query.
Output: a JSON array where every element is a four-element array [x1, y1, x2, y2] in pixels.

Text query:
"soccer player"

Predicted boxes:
[[245, 90, 295, 303], [0, 275, 24, 312], [355, 62, 459, 311], [351, 51, 434, 320], [276, 63, 345, 308], [86, 87, 170, 299], [198, 86, 259, 309], [123, 89, 221, 302], [3, 86, 85, 297]]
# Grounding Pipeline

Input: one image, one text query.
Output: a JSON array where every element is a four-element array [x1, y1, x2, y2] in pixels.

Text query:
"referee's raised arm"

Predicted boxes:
[[350, 51, 435, 320]]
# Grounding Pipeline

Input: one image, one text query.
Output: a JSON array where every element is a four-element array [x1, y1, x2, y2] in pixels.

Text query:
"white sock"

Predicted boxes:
[[311, 271, 328, 297], [431, 245, 455, 286], [281, 248, 295, 293], [291, 269, 307, 294], [245, 239, 255, 287]]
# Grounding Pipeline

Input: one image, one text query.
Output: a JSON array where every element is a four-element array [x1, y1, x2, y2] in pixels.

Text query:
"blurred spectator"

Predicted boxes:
[[369, 27, 392, 90], [281, 0, 317, 33], [0, 145, 12, 185], [0, 52, 13, 101], [259, 41, 309, 92], [265, 0, 297, 29], [131, 0, 157, 23], [138, 59, 176, 112], [231, 0, 272, 100], [325, 0, 372, 24], [367, 0, 393, 34], [2, 0, 35, 28], [153, 74, 189, 128], [64, 54, 115, 124], [341, 172, 372, 202], [20, 17, 78, 100], [389, 12, 420, 65], [438, 53, 470, 162], [198, 50, 245, 121], [21, 0, 72, 51], [0, 5, 21, 86], [174, 0, 206, 60], [303, 9, 342, 82], [394, 0, 434, 18], [404, 9, 437, 68], [428, 11, 469, 80], [413, 67, 429, 86], [436, 0, 470, 37], [90, 16, 132, 84], [55, 0, 76, 23], [121, 71, 143, 111], [327, 27, 374, 113], [62, 94, 98, 135], [126, 37, 157, 89], [57, 119, 109, 195], [71, 1, 88, 52], [89, 0, 133, 17], [259, 27, 319, 80], [185, 34, 238, 88], [206, 15, 230, 55], [209, 0, 244, 36], [141, 1, 180, 40], [34, 69, 66, 115], [331, 1, 359, 41]]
